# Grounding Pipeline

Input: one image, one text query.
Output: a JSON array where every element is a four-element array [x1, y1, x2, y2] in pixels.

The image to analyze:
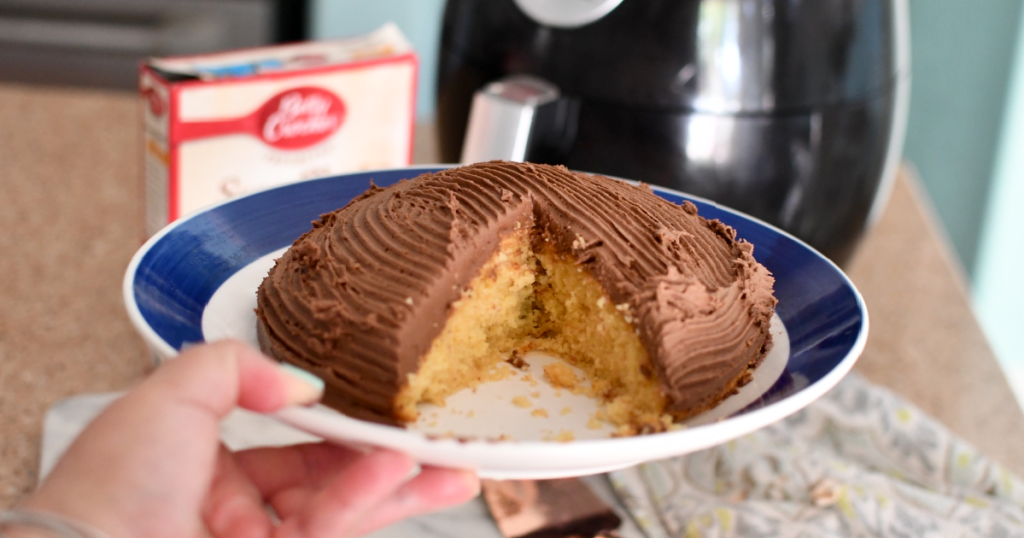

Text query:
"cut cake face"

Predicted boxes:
[[395, 225, 670, 435]]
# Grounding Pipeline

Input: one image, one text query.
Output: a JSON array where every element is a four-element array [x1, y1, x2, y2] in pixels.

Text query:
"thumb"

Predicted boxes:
[[25, 340, 323, 538], [144, 339, 324, 416]]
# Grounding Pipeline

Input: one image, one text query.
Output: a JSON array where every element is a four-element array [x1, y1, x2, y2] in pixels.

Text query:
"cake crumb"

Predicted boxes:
[[612, 424, 638, 437], [467, 410, 475, 418], [522, 374, 539, 387], [530, 391, 540, 398], [615, 303, 635, 323], [405, 297, 414, 305], [585, 379, 613, 399], [587, 415, 605, 430], [505, 350, 529, 370], [604, 398, 632, 424], [560, 406, 572, 416], [484, 364, 514, 382], [549, 430, 575, 442], [512, 396, 532, 408], [543, 362, 580, 389], [572, 234, 587, 250], [596, 296, 607, 309], [531, 409, 549, 418]]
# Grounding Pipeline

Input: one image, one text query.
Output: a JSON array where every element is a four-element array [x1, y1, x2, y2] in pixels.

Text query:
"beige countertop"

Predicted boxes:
[[1, 83, 1022, 509]]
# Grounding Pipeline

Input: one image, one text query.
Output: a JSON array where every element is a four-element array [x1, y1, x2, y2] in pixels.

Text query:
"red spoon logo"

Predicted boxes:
[[174, 87, 346, 149], [143, 87, 166, 117]]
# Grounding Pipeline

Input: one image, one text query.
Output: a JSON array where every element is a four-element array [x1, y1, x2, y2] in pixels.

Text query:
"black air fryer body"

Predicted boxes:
[[437, 0, 908, 264]]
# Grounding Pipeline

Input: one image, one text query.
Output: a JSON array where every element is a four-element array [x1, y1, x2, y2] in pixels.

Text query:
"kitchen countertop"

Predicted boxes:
[[1, 83, 1023, 511]]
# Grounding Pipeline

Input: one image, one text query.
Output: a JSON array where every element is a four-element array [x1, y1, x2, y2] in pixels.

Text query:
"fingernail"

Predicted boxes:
[[278, 363, 325, 405], [405, 463, 422, 481]]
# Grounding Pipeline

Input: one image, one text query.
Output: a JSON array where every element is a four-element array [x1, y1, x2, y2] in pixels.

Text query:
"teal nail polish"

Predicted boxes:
[[278, 362, 325, 392]]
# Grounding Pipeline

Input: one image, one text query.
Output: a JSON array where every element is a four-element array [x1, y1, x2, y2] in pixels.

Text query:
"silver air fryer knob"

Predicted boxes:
[[460, 75, 560, 164], [513, 0, 625, 28]]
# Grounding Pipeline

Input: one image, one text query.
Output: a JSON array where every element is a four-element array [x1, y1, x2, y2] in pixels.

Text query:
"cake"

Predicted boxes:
[[255, 161, 776, 434]]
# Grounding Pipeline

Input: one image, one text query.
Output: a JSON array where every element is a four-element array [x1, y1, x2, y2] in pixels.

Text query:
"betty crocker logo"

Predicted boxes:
[[258, 88, 345, 149], [173, 86, 346, 149]]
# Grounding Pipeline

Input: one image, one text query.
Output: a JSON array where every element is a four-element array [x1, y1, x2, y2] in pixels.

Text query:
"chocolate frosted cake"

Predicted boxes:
[[255, 161, 776, 434]]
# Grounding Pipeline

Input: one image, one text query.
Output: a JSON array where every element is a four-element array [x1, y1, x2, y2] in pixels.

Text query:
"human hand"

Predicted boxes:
[[13, 341, 480, 538]]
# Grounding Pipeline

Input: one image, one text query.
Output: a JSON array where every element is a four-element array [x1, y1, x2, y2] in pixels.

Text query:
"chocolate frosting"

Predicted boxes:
[[256, 161, 776, 425]]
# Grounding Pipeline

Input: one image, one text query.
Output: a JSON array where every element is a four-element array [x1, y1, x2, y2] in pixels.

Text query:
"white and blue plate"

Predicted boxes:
[[124, 166, 867, 479]]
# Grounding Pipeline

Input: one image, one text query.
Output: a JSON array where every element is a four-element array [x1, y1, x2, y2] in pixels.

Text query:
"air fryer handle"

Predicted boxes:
[[459, 75, 561, 164]]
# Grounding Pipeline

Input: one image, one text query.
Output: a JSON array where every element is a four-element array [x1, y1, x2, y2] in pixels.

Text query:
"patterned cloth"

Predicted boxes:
[[609, 373, 1024, 538]]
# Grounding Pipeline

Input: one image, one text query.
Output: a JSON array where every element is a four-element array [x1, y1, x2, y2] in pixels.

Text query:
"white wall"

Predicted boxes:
[[974, 4, 1024, 402], [310, 0, 446, 121], [901, 0, 1022, 276]]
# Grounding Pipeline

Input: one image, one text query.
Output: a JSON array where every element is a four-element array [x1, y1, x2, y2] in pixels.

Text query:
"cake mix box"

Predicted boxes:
[[139, 23, 417, 236]]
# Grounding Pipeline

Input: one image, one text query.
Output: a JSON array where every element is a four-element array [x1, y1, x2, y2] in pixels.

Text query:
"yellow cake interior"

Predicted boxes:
[[394, 228, 669, 434]]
